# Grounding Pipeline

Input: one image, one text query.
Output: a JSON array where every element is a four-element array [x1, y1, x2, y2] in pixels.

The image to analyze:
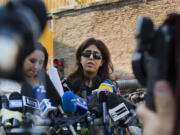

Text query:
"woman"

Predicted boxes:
[[66, 38, 141, 135], [67, 38, 119, 98], [21, 42, 61, 106], [66, 38, 118, 134]]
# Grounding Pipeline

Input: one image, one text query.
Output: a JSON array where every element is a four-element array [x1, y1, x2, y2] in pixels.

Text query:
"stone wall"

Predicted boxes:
[[53, 0, 180, 79]]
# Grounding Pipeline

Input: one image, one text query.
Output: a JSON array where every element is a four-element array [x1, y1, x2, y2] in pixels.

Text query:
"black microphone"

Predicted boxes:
[[88, 93, 102, 117], [9, 92, 39, 113], [61, 78, 73, 92], [89, 79, 114, 117], [8, 92, 23, 112], [107, 93, 136, 123], [1, 92, 23, 128], [107, 93, 136, 110], [99, 91, 109, 125]]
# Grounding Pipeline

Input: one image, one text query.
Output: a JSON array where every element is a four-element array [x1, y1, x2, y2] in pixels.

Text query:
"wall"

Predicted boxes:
[[39, 24, 54, 67], [53, 0, 180, 79]]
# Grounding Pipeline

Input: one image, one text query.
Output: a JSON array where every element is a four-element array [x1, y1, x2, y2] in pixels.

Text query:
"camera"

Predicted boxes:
[[0, 0, 47, 81], [132, 13, 180, 110]]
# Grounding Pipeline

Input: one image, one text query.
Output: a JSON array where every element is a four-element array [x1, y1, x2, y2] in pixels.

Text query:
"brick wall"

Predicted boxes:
[[53, 0, 180, 79]]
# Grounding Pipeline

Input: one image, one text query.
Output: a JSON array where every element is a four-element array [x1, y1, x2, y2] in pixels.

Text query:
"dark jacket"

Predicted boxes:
[[21, 72, 61, 106], [67, 76, 102, 98], [67, 76, 120, 98]]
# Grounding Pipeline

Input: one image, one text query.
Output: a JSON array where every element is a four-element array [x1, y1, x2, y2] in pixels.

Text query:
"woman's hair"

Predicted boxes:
[[68, 38, 114, 81], [21, 42, 49, 69]]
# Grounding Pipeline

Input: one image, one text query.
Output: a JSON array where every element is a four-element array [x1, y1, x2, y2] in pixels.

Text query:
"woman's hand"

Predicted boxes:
[[136, 81, 175, 135]]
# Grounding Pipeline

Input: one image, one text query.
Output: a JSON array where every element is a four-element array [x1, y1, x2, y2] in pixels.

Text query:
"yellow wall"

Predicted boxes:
[[43, 0, 95, 12], [39, 25, 54, 67]]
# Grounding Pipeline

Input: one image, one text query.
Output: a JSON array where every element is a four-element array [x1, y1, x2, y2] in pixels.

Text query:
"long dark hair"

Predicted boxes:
[[21, 42, 48, 69], [68, 38, 114, 81]]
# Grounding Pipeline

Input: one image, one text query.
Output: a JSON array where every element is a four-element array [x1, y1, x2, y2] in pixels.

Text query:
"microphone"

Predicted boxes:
[[62, 91, 88, 113], [22, 96, 39, 112], [39, 99, 56, 118], [89, 80, 114, 117], [8, 92, 23, 112], [1, 92, 23, 128], [98, 84, 111, 125], [107, 93, 136, 110], [92, 79, 114, 96], [61, 78, 73, 92], [107, 93, 136, 123], [99, 91, 109, 125], [8, 92, 39, 113]]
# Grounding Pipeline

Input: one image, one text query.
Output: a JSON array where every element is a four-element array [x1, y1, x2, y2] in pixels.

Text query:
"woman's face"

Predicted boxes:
[[23, 50, 45, 78], [80, 45, 103, 75]]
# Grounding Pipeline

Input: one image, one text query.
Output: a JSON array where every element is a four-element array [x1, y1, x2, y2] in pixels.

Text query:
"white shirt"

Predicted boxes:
[[0, 79, 21, 97]]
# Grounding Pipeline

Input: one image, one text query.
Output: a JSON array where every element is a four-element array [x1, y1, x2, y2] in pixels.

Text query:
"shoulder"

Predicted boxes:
[[0, 79, 21, 96]]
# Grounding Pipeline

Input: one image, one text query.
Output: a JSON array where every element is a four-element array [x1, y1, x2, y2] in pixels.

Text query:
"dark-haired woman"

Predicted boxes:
[[65, 38, 142, 135], [66, 38, 120, 135], [21, 42, 61, 106], [67, 38, 119, 98]]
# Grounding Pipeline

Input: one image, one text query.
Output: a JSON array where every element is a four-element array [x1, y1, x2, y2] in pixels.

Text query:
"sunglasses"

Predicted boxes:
[[81, 50, 102, 60]]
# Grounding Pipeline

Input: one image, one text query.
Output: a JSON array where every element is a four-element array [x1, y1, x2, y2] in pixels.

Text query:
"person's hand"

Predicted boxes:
[[136, 81, 175, 135]]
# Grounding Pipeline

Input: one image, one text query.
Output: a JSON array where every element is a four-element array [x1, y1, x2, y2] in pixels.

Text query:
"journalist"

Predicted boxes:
[[21, 42, 61, 106]]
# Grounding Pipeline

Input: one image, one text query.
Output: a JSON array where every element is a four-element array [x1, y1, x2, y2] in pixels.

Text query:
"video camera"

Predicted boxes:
[[132, 13, 180, 110], [0, 0, 46, 81]]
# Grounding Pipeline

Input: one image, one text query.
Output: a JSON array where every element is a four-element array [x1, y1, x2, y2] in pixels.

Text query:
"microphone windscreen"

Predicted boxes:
[[9, 92, 22, 100], [88, 94, 102, 117], [98, 79, 114, 93], [107, 93, 136, 110], [62, 91, 76, 113], [20, 0, 47, 32], [8, 92, 23, 112]]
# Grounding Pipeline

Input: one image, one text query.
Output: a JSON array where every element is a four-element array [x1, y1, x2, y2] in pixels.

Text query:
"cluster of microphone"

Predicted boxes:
[[0, 79, 138, 135], [0, 92, 55, 129], [61, 79, 137, 128]]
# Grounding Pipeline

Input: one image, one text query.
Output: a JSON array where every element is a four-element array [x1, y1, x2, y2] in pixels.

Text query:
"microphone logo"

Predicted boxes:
[[92, 79, 114, 95], [98, 80, 114, 92], [22, 96, 39, 109], [109, 103, 130, 122], [9, 100, 22, 108], [40, 99, 57, 117]]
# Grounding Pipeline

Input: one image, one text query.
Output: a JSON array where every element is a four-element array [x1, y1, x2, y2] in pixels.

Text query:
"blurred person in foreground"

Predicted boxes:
[[136, 81, 176, 135], [135, 13, 180, 135]]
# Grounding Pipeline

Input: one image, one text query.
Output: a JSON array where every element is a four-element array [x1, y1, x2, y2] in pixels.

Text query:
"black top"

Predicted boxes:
[[67, 76, 103, 98], [21, 71, 61, 107]]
